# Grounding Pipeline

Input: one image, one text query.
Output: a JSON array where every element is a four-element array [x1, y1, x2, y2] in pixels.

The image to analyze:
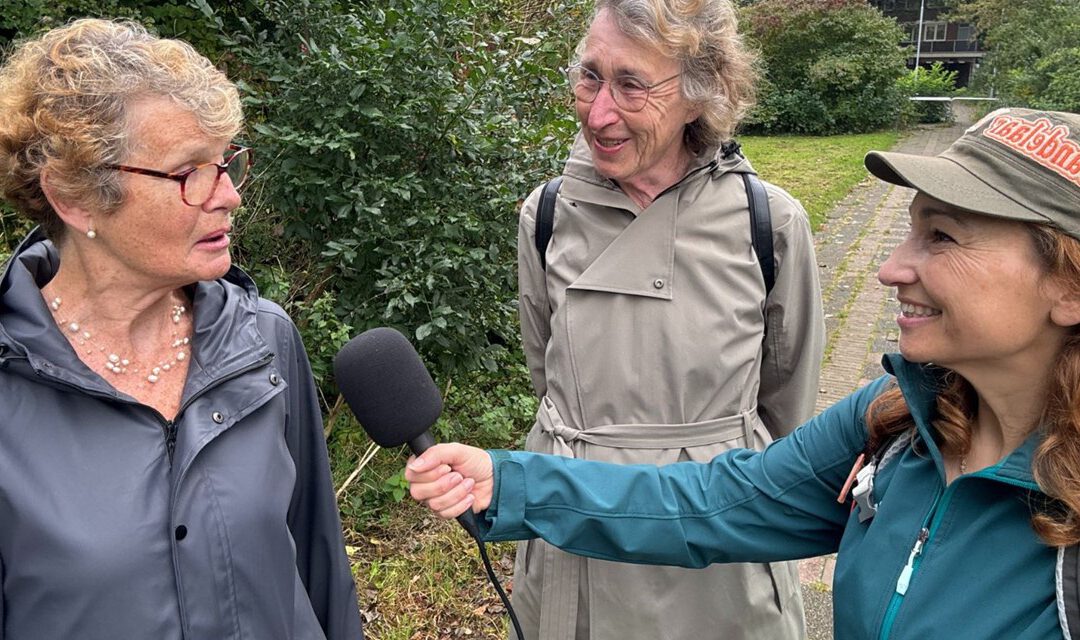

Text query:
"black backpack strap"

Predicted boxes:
[[535, 177, 562, 271], [742, 172, 775, 296], [1059, 545, 1080, 638]]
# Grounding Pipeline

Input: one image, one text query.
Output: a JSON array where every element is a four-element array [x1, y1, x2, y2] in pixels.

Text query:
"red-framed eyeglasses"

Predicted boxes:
[[105, 144, 253, 206]]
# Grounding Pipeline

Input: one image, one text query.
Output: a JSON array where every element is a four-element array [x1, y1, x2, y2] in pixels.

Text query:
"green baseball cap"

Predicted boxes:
[[865, 108, 1080, 239]]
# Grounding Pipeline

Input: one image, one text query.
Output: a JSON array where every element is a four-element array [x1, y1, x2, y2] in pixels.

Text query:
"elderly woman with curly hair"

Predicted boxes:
[[510, 0, 824, 638], [0, 19, 363, 640]]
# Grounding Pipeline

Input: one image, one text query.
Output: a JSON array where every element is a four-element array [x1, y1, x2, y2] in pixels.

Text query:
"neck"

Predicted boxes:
[[44, 264, 190, 356], [963, 363, 1055, 465], [618, 146, 695, 209]]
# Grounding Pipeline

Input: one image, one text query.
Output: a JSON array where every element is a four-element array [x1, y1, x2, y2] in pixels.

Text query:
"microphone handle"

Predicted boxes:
[[408, 431, 482, 540]]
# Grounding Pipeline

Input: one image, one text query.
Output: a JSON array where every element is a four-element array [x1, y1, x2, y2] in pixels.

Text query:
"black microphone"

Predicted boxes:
[[333, 327, 480, 538]]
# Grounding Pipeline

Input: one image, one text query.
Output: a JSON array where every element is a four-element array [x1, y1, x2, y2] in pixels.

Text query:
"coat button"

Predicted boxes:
[[653, 279, 665, 289], [211, 411, 225, 424], [269, 372, 280, 385], [175, 525, 188, 541]]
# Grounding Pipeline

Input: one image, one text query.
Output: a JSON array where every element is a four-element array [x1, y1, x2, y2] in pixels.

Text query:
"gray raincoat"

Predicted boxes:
[[512, 136, 825, 639], [0, 230, 363, 640]]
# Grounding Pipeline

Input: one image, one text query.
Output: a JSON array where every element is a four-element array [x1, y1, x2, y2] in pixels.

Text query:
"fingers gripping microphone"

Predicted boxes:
[[333, 327, 479, 539]]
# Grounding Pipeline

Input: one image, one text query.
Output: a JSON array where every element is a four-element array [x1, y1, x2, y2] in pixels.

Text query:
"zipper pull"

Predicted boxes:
[[164, 420, 178, 463], [896, 528, 929, 596]]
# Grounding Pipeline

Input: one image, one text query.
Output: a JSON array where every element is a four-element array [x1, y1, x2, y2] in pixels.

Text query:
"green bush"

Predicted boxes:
[[741, 0, 909, 135], [897, 62, 958, 124], [227, 0, 579, 378]]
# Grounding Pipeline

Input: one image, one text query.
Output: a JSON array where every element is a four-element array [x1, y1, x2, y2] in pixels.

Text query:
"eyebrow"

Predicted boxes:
[[136, 140, 223, 172], [912, 201, 975, 228], [579, 59, 648, 79]]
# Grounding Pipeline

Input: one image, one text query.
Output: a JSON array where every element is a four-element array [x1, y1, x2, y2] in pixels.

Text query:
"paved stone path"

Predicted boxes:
[[796, 106, 978, 640]]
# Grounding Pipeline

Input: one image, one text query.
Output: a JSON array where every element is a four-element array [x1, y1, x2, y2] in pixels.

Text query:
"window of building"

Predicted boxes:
[[956, 24, 976, 41], [923, 21, 948, 41]]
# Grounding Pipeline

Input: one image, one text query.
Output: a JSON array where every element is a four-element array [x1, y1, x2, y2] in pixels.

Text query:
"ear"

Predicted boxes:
[[40, 167, 95, 236], [684, 104, 703, 126], [1049, 284, 1080, 328]]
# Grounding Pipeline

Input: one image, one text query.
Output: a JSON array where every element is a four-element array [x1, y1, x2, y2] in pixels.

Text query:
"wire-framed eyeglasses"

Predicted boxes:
[[106, 144, 253, 207], [566, 65, 681, 112]]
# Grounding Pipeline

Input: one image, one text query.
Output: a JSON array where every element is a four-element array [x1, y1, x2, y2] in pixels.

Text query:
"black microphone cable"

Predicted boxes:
[[459, 518, 524, 640]]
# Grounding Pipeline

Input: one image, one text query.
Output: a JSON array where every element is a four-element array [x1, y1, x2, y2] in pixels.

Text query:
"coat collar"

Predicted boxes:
[[560, 132, 753, 214], [881, 353, 1041, 489], [557, 132, 756, 299], [0, 227, 270, 400]]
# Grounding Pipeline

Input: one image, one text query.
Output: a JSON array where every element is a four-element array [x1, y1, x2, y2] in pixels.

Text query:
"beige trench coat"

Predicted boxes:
[[512, 135, 825, 640]]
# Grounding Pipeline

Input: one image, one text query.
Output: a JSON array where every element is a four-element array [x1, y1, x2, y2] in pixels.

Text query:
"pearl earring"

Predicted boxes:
[[86, 227, 96, 239]]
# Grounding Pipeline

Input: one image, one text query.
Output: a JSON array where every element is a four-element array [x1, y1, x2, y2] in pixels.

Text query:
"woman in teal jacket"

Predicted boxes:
[[408, 107, 1080, 640]]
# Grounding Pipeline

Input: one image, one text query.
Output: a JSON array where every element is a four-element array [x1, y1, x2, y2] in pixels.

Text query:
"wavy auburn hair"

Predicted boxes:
[[866, 223, 1080, 546], [0, 18, 242, 240]]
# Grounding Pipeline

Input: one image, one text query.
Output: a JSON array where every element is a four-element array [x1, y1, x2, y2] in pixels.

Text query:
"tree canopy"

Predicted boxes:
[[949, 0, 1080, 111]]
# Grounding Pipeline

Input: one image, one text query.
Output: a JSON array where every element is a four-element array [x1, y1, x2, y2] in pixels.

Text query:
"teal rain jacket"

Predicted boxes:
[[480, 355, 1063, 639]]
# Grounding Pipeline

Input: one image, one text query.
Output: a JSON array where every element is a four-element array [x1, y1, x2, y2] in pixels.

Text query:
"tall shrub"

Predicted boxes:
[[232, 0, 579, 376], [741, 0, 909, 135]]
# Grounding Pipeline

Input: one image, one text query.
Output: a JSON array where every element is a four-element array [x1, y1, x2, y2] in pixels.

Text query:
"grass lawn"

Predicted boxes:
[[349, 127, 906, 639], [741, 130, 902, 230]]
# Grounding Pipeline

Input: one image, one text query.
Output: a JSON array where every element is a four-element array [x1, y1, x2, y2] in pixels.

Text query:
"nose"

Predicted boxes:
[[204, 171, 242, 212], [878, 234, 917, 288], [585, 81, 621, 131]]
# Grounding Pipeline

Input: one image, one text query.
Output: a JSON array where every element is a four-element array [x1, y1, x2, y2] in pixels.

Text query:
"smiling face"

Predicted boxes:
[[575, 9, 700, 193], [877, 193, 1071, 379], [92, 95, 241, 288]]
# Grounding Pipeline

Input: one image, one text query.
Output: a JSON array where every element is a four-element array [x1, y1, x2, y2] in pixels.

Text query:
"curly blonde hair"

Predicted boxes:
[[867, 223, 1080, 547], [0, 18, 242, 240], [581, 0, 757, 154]]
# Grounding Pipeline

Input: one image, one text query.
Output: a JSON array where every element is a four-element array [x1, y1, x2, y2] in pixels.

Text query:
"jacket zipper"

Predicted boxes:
[[165, 353, 273, 640], [164, 420, 178, 463], [877, 483, 959, 640]]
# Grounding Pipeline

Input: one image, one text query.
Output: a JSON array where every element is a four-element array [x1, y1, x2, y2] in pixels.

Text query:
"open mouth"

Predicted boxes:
[[595, 137, 627, 149], [197, 229, 230, 248], [900, 302, 941, 318]]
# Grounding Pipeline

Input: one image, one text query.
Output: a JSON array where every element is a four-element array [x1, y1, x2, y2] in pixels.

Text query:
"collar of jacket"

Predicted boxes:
[[559, 131, 755, 215], [0, 227, 272, 400], [555, 132, 759, 300], [881, 353, 1040, 490]]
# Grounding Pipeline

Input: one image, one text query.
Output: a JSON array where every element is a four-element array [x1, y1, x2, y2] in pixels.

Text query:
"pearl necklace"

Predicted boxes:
[[48, 295, 191, 384]]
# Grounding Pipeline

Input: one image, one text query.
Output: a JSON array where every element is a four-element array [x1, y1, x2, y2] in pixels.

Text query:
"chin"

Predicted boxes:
[[898, 346, 935, 364], [193, 255, 233, 282]]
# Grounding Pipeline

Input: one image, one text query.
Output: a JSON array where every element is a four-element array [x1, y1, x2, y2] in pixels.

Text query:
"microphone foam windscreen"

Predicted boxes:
[[333, 327, 443, 448]]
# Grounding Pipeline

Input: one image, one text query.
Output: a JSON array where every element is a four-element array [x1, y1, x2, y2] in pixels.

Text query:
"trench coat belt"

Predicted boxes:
[[534, 395, 757, 639]]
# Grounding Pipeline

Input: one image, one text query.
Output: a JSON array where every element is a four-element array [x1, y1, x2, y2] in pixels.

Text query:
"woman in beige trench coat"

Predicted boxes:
[[510, 0, 826, 638]]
